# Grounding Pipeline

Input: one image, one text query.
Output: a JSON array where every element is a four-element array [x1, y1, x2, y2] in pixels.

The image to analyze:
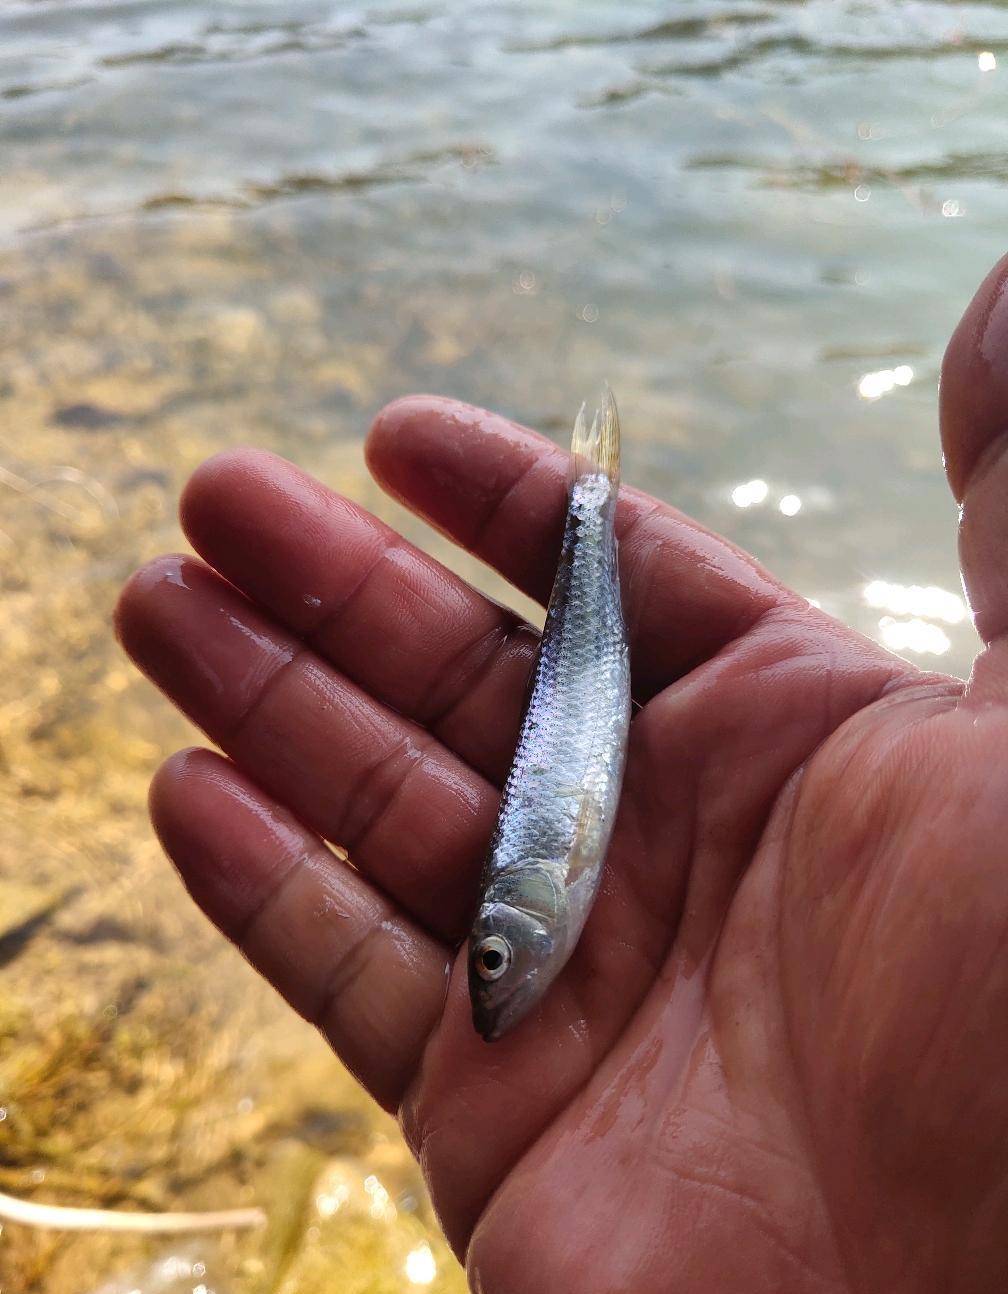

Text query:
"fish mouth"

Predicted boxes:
[[471, 999, 504, 1043], [472, 991, 536, 1043]]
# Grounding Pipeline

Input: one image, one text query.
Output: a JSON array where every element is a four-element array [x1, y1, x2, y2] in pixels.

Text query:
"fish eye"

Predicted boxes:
[[475, 935, 512, 981]]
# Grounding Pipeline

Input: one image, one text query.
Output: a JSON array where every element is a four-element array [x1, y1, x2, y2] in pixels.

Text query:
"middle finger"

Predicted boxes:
[[180, 448, 538, 785], [116, 554, 497, 940]]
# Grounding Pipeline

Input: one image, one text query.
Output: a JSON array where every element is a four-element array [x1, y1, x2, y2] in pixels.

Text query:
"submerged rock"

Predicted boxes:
[[51, 403, 126, 431]]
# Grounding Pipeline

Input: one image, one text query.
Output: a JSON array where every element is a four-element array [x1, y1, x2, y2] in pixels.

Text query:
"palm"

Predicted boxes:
[[118, 259, 1008, 1293]]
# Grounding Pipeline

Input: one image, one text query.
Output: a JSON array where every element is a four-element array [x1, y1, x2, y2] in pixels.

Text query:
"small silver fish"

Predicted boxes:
[[468, 388, 631, 1041]]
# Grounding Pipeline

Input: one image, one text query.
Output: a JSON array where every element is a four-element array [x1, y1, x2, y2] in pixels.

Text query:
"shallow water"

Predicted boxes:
[[1, 1, 1005, 1288]]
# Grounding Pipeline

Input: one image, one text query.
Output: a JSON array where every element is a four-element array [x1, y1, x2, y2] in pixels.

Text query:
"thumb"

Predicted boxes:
[[940, 253, 1008, 648]]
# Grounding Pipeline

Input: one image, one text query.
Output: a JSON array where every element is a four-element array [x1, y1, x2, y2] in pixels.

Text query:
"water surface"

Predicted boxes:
[[2, 2, 1006, 1289]]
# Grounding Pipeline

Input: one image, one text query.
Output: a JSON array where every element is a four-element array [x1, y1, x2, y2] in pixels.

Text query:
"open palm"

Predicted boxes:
[[117, 259, 1008, 1293]]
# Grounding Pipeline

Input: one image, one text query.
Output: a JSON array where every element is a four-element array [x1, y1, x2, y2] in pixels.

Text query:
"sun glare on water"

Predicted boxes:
[[857, 366, 914, 400], [863, 581, 968, 657], [405, 1242, 438, 1285]]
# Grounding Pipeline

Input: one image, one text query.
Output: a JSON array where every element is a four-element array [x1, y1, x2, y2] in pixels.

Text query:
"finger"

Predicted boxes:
[[940, 254, 1008, 503], [366, 396, 788, 698], [116, 555, 496, 939], [149, 748, 449, 1109], [179, 449, 535, 784], [941, 253, 1008, 646]]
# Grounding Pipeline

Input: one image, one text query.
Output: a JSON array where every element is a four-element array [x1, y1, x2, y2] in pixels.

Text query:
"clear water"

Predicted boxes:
[[2, 1, 1006, 1288], [4, 1, 1007, 673]]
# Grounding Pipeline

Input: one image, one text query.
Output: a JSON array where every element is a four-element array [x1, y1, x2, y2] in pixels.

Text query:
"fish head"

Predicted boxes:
[[468, 863, 564, 1041], [468, 900, 556, 1041]]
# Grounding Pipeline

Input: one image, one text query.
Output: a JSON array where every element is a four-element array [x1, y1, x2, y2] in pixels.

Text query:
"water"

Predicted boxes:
[[1, 1, 1005, 1288]]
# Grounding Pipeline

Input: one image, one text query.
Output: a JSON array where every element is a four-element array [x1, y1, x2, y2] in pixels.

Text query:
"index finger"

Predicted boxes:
[[366, 396, 789, 699]]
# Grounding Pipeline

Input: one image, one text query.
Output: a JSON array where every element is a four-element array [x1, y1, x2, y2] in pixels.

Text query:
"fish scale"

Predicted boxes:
[[468, 390, 631, 1041], [492, 474, 627, 876]]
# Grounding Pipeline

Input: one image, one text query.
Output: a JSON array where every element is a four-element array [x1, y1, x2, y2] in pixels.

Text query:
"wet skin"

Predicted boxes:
[[117, 256, 1008, 1293]]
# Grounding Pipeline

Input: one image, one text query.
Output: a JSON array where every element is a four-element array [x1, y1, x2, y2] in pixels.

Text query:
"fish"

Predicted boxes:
[[468, 387, 631, 1041]]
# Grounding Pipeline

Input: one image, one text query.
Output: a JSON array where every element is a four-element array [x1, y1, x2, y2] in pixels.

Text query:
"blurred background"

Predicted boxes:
[[1, 1, 1005, 1290]]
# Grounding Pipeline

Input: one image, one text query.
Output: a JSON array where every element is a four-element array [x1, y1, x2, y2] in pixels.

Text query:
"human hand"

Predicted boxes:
[[116, 256, 1008, 1293]]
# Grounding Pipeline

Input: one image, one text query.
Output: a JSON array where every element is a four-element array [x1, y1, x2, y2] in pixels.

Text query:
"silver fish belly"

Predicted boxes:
[[468, 389, 631, 1041]]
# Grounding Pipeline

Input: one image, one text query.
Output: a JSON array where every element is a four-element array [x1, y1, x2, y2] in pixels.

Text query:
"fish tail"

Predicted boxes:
[[570, 384, 620, 487]]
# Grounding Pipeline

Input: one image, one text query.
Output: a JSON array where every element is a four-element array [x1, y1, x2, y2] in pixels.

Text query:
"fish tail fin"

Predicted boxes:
[[570, 384, 620, 487]]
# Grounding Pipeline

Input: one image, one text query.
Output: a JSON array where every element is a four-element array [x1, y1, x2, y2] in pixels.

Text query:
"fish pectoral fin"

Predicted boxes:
[[568, 796, 604, 873]]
